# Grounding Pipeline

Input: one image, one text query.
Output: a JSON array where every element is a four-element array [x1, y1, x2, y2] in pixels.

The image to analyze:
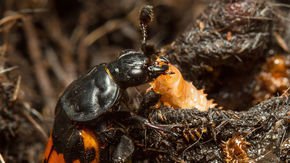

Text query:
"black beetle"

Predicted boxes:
[[43, 50, 169, 163], [43, 5, 169, 163]]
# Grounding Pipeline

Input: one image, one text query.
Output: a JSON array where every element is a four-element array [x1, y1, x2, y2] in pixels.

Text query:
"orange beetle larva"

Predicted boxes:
[[222, 135, 251, 163], [150, 62, 216, 111], [254, 54, 290, 103]]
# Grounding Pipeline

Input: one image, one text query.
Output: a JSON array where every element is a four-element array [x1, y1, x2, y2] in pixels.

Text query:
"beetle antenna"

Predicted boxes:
[[139, 5, 154, 56]]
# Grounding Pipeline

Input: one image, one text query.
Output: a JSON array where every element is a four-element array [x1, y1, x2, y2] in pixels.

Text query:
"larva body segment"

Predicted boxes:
[[150, 64, 216, 111]]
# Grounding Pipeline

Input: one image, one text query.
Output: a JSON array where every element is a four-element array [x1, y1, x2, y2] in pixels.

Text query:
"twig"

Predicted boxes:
[[0, 43, 8, 56], [84, 19, 127, 46], [0, 14, 23, 57], [268, 2, 290, 8], [21, 102, 48, 143], [78, 19, 127, 72], [45, 48, 71, 86], [76, 1, 140, 72], [0, 14, 23, 29], [0, 154, 5, 163], [22, 16, 55, 114], [19, 8, 48, 14], [12, 76, 21, 101], [43, 15, 77, 82], [274, 32, 289, 52], [0, 66, 18, 74]]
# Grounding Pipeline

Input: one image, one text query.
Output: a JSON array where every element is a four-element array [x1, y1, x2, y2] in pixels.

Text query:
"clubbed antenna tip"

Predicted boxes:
[[139, 5, 154, 27], [139, 5, 154, 47]]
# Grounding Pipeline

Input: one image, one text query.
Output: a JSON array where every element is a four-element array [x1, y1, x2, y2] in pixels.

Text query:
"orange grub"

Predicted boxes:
[[254, 54, 290, 102], [150, 63, 216, 111]]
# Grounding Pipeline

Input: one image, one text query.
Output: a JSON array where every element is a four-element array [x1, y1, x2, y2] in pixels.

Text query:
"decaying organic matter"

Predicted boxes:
[[127, 0, 290, 162], [129, 96, 289, 162], [222, 135, 251, 163], [164, 0, 274, 83], [163, 0, 281, 110]]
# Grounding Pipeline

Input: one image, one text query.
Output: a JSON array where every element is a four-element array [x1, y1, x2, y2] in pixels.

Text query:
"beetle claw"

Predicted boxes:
[[158, 56, 170, 64], [148, 64, 169, 78], [148, 64, 169, 72]]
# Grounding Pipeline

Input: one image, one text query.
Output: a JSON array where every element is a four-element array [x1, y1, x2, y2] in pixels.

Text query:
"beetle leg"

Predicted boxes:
[[112, 135, 134, 163], [139, 89, 161, 116]]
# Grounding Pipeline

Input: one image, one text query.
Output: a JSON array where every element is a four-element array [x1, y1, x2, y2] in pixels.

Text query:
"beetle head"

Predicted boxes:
[[107, 50, 168, 88]]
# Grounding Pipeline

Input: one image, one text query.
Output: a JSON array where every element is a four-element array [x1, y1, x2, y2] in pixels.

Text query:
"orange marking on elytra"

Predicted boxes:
[[80, 129, 100, 163], [43, 130, 100, 163]]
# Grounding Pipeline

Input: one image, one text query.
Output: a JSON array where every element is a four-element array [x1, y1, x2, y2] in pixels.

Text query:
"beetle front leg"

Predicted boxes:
[[138, 89, 161, 116]]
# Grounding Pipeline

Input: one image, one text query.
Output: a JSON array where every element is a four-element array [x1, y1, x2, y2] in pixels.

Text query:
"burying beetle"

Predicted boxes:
[[43, 5, 170, 163]]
